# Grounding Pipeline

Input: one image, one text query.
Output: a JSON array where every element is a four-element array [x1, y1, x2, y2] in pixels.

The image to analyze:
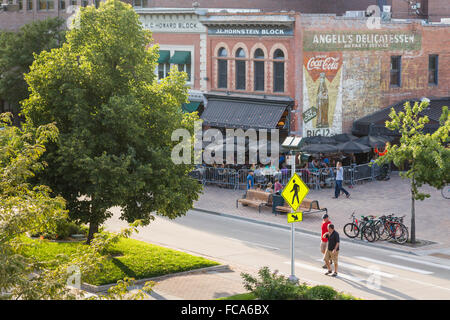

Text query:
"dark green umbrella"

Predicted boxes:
[[301, 143, 338, 154], [333, 133, 358, 143], [355, 135, 386, 148], [302, 135, 337, 145], [336, 141, 371, 153]]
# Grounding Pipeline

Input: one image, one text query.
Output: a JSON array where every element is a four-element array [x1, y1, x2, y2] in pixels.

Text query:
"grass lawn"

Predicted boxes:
[[21, 236, 219, 286]]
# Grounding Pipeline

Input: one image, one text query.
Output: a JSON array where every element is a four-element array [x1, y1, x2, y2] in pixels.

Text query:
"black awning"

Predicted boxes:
[[201, 95, 292, 130], [352, 97, 449, 136]]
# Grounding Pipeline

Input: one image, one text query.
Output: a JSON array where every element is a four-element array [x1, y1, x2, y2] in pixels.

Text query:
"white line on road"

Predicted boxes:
[[284, 261, 368, 285], [314, 259, 395, 278], [224, 237, 280, 250], [389, 255, 450, 271], [355, 256, 433, 275]]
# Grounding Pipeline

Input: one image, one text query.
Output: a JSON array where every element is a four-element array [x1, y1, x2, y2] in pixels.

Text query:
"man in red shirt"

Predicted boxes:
[[321, 213, 332, 268]]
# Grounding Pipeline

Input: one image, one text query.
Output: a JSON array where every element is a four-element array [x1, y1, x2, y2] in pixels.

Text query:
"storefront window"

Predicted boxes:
[[428, 54, 438, 85], [390, 56, 401, 87], [60, 0, 65, 9], [254, 49, 265, 91], [178, 63, 191, 82], [158, 63, 170, 80], [273, 49, 285, 93], [235, 48, 246, 90], [217, 47, 228, 89], [38, 0, 54, 10], [27, 0, 32, 10]]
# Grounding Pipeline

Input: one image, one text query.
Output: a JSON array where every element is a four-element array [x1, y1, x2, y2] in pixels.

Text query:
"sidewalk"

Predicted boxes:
[[194, 172, 450, 253]]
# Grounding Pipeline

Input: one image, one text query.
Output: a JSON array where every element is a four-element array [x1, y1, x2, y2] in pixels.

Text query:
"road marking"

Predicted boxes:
[[389, 255, 450, 271], [315, 259, 395, 278], [224, 237, 280, 250], [355, 256, 433, 275], [284, 261, 367, 285]]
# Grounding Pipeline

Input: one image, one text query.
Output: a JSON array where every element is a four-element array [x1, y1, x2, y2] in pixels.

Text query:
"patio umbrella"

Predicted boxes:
[[336, 141, 371, 153], [355, 135, 387, 148], [302, 135, 337, 145], [300, 143, 338, 154], [333, 133, 358, 143]]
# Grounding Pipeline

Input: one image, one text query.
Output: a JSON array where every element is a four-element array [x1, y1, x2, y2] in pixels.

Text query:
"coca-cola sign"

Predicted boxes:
[[303, 52, 342, 82]]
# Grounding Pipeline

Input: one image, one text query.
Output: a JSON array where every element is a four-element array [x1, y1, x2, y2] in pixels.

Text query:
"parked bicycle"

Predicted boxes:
[[344, 212, 409, 244]]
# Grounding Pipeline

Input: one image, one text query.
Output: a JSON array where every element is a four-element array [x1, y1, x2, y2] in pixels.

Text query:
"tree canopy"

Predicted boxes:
[[21, 0, 201, 243], [0, 17, 65, 121], [376, 100, 449, 243]]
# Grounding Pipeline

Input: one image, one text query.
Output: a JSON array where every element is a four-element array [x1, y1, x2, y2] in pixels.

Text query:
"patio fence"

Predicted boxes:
[[188, 162, 391, 190]]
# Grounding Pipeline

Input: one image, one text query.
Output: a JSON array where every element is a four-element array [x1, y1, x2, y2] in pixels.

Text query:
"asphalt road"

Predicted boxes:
[[106, 208, 450, 300]]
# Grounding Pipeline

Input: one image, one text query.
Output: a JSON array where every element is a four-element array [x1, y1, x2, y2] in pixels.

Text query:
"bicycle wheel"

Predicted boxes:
[[442, 185, 450, 199], [377, 222, 390, 241], [343, 223, 359, 238], [362, 225, 377, 242], [395, 224, 409, 244]]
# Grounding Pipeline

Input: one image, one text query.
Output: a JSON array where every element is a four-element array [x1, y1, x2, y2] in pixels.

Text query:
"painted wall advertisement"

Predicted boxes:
[[302, 52, 343, 137]]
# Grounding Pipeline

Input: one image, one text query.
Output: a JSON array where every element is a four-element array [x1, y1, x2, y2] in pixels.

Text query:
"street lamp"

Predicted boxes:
[[281, 135, 302, 283]]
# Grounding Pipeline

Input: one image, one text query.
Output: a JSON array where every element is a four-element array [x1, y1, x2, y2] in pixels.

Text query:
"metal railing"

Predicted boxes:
[[189, 162, 390, 190]]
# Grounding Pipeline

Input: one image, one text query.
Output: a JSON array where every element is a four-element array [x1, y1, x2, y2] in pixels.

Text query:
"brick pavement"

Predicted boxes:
[[194, 172, 450, 251]]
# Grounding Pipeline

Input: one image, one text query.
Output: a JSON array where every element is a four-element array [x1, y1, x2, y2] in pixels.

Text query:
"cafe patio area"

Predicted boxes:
[[193, 172, 450, 251]]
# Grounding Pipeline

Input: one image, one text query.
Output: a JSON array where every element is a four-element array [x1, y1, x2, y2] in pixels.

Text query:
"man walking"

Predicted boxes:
[[320, 213, 332, 269], [323, 224, 340, 277], [333, 161, 350, 199]]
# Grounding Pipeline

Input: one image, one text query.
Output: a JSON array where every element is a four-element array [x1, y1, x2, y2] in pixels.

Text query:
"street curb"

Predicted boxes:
[[192, 207, 419, 255], [81, 264, 230, 293]]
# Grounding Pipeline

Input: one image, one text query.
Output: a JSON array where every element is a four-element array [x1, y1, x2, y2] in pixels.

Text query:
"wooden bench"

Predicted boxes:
[[236, 190, 273, 213], [272, 194, 327, 216]]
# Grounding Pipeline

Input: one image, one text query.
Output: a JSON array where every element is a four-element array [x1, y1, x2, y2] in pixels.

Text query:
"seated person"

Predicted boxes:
[[265, 182, 273, 193]]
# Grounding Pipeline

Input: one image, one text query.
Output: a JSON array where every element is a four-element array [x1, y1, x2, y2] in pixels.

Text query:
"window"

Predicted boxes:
[[390, 56, 401, 87], [38, 0, 54, 10], [217, 47, 228, 89], [19, 0, 23, 9], [27, 0, 32, 10], [81, 0, 88, 7], [235, 48, 246, 90], [158, 63, 170, 80], [273, 49, 285, 93], [94, 0, 100, 8], [254, 49, 265, 91], [60, 0, 65, 9], [178, 63, 191, 82], [428, 54, 438, 85], [70, 0, 77, 6]]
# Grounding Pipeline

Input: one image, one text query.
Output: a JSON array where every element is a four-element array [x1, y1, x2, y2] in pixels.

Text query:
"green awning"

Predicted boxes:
[[182, 101, 201, 113], [157, 50, 170, 63], [169, 51, 191, 64]]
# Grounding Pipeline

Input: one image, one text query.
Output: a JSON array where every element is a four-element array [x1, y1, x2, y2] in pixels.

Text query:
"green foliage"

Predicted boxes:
[[240, 267, 358, 300], [31, 220, 88, 240], [375, 100, 449, 242], [21, 0, 202, 243], [0, 115, 152, 299], [304, 285, 338, 300], [241, 267, 307, 300], [20, 236, 219, 286], [0, 18, 65, 116]]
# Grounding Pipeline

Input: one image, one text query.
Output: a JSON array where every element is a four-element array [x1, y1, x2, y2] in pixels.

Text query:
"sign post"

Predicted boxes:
[[280, 136, 306, 283], [282, 170, 309, 283]]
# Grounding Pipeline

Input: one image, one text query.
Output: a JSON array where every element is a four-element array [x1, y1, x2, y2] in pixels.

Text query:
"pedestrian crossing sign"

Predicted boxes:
[[287, 212, 303, 223], [281, 173, 309, 211]]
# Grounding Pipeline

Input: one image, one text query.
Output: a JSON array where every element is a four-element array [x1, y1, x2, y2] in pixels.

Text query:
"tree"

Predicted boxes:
[[21, 0, 202, 244], [376, 100, 450, 243], [0, 18, 65, 123]]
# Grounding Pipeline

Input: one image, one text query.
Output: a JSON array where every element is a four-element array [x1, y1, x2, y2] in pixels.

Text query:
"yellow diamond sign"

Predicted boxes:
[[287, 212, 303, 223], [281, 173, 309, 211]]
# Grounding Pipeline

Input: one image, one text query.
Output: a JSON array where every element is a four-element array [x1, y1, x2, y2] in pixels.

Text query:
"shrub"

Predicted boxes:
[[31, 220, 88, 240], [241, 266, 307, 300], [305, 285, 338, 300]]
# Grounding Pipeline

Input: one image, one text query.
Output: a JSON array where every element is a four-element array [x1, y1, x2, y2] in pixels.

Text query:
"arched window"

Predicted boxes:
[[235, 48, 246, 90], [217, 47, 228, 89], [273, 49, 285, 92], [254, 49, 265, 91]]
